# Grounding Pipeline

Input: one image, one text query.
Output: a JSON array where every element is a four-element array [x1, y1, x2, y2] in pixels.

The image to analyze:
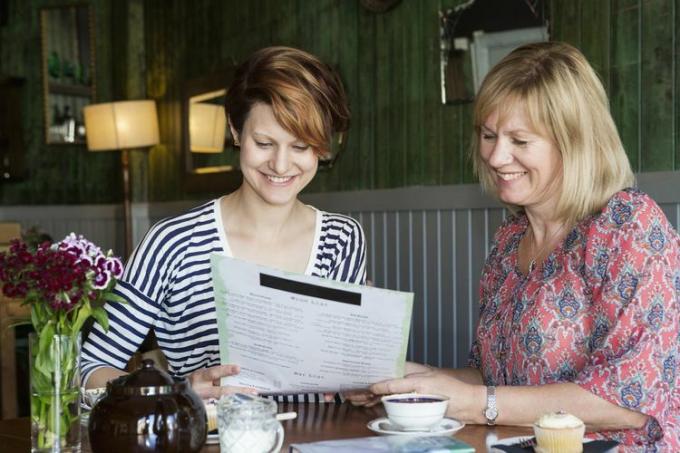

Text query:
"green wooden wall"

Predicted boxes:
[[1, 0, 679, 205], [0, 0, 120, 204]]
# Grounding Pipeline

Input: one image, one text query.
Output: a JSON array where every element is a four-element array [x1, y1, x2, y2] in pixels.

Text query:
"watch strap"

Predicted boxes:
[[484, 385, 498, 425]]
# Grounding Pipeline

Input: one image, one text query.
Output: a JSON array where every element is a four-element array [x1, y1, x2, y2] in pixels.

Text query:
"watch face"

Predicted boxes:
[[485, 407, 498, 421]]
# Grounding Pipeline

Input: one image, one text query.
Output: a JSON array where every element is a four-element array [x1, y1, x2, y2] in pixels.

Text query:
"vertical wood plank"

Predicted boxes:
[[640, 0, 674, 171], [611, 0, 641, 170], [425, 210, 440, 366], [580, 0, 611, 91], [410, 211, 426, 363], [550, 0, 582, 46], [438, 210, 455, 367]]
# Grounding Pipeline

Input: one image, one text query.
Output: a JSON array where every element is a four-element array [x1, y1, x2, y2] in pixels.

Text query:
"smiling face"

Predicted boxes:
[[234, 102, 319, 206], [479, 106, 563, 216]]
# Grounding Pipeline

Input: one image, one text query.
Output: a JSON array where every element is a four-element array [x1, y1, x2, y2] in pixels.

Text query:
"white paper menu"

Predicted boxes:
[[211, 253, 414, 394]]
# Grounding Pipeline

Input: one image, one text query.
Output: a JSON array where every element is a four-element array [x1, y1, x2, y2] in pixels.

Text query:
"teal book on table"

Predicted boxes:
[[289, 436, 475, 453]]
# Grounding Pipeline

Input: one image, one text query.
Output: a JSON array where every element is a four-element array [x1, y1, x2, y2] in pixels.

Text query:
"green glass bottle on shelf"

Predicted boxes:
[[61, 60, 75, 84], [47, 51, 60, 79]]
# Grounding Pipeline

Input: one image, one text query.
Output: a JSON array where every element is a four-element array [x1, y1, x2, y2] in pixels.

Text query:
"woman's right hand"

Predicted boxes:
[[342, 362, 436, 406], [188, 364, 258, 399]]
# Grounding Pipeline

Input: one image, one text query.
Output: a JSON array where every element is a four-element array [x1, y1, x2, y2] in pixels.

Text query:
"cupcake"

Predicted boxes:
[[533, 411, 585, 453]]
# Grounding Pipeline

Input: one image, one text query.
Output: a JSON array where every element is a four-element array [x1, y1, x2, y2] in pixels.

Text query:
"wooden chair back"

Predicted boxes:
[[0, 223, 31, 419]]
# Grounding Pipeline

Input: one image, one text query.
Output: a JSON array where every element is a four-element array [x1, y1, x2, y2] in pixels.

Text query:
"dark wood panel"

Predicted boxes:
[[640, 0, 674, 171], [610, 0, 641, 171], [3, 0, 680, 205], [580, 0, 611, 91], [550, 0, 581, 47], [0, 0, 119, 205]]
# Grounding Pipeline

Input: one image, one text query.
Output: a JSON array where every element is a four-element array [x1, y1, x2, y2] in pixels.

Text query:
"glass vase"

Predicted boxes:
[[29, 333, 81, 453]]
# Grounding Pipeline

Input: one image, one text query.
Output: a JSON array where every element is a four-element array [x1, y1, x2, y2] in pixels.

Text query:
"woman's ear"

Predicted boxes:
[[228, 119, 240, 147]]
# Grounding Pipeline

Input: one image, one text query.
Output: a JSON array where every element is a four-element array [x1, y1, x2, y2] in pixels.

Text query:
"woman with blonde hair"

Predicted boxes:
[[361, 42, 680, 449], [81, 46, 366, 402]]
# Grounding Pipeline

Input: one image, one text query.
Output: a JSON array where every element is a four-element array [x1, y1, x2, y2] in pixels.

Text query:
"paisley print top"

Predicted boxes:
[[469, 189, 680, 451]]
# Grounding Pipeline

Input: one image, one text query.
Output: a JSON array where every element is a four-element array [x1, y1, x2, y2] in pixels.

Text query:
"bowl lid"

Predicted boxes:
[[108, 359, 187, 395]]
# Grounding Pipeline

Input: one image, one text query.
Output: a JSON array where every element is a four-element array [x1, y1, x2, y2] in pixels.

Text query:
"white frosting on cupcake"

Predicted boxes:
[[536, 412, 584, 429]]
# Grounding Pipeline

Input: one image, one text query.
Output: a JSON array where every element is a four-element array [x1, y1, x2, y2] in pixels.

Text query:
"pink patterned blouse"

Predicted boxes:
[[469, 189, 680, 451]]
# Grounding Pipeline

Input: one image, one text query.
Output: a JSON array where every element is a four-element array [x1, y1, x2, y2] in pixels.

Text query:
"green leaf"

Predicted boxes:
[[91, 306, 109, 331], [105, 292, 126, 304], [34, 323, 55, 378], [71, 304, 91, 335]]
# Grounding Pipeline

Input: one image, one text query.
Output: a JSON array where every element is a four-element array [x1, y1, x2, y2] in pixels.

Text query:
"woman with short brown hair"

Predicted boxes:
[[82, 46, 366, 403]]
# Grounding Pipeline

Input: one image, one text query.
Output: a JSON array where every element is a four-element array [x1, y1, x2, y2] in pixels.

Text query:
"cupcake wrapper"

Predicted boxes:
[[533, 423, 585, 453]]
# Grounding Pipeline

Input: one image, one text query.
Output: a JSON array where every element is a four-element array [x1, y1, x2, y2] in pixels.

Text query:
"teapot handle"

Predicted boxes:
[[269, 421, 284, 453]]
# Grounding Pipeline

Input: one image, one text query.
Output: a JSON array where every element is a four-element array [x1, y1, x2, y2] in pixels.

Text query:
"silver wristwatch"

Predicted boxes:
[[483, 385, 498, 425]]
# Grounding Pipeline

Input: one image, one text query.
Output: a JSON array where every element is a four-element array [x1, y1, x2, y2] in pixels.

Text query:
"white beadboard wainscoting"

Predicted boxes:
[[2, 171, 679, 368]]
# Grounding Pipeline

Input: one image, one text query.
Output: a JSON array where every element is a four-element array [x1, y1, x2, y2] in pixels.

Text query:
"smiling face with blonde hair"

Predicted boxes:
[[479, 102, 563, 218], [472, 42, 634, 224]]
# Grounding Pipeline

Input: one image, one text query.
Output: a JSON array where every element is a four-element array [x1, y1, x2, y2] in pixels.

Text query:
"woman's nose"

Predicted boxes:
[[270, 148, 290, 174], [487, 140, 513, 167]]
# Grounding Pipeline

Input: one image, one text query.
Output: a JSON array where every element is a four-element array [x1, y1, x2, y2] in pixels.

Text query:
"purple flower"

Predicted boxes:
[[0, 233, 123, 329], [105, 257, 123, 278], [93, 269, 111, 290]]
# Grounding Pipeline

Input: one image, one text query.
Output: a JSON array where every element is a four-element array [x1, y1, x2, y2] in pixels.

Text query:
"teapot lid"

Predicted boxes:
[[108, 359, 187, 395]]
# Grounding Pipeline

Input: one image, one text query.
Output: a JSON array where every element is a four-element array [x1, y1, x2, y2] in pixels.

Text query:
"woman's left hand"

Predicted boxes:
[[369, 369, 485, 424], [188, 364, 259, 399]]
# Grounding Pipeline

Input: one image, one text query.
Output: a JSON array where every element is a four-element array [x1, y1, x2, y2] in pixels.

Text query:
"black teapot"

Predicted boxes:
[[88, 359, 207, 452]]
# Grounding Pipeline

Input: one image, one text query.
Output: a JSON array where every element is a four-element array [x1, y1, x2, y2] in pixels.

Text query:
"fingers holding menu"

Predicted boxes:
[[342, 389, 381, 407], [189, 364, 259, 399], [370, 376, 423, 396]]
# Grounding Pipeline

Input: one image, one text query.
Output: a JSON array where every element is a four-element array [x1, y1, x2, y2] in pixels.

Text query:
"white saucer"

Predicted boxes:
[[367, 417, 464, 436]]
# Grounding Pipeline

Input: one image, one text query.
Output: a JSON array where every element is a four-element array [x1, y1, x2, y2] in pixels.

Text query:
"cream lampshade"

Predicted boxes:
[[83, 100, 160, 257], [190, 102, 226, 153], [84, 100, 159, 151]]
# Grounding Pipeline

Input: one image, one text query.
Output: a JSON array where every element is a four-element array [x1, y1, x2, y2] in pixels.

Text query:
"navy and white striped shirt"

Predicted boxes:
[[81, 199, 366, 402]]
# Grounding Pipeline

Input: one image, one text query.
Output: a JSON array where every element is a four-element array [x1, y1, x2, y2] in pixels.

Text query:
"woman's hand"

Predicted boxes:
[[340, 389, 381, 406], [188, 364, 258, 399], [340, 362, 437, 406], [369, 369, 485, 424]]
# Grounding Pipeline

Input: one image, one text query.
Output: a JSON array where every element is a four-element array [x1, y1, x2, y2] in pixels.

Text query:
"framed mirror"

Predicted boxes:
[[439, 0, 549, 104], [183, 70, 242, 193], [40, 5, 95, 144]]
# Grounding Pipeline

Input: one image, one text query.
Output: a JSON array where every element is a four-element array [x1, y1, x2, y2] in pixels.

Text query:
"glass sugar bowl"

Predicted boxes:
[[218, 394, 284, 453]]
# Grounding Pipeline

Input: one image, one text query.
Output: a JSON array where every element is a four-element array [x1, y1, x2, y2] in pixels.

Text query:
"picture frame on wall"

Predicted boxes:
[[40, 4, 95, 145]]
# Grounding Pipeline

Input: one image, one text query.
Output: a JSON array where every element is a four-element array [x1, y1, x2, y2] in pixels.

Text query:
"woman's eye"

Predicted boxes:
[[481, 133, 496, 141], [512, 139, 528, 146], [293, 144, 310, 151], [255, 141, 272, 148]]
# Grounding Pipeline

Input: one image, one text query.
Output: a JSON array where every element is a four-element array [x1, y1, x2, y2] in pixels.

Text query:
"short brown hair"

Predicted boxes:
[[471, 41, 634, 224], [225, 46, 350, 157]]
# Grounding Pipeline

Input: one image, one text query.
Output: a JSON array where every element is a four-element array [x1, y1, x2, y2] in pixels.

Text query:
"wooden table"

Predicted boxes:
[[0, 403, 532, 452]]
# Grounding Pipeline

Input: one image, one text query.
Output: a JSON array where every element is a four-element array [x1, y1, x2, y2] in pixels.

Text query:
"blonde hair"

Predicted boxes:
[[225, 46, 349, 157], [471, 41, 634, 224]]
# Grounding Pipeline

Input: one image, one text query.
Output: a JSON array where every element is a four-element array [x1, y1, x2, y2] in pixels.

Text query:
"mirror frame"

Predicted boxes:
[[40, 4, 95, 145], [183, 70, 243, 193], [439, 0, 549, 105]]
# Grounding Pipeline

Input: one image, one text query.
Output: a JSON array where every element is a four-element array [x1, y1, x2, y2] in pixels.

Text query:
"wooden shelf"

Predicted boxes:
[[48, 81, 91, 97]]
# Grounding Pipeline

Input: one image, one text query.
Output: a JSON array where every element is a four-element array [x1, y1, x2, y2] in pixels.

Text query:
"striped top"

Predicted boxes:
[[81, 199, 366, 401]]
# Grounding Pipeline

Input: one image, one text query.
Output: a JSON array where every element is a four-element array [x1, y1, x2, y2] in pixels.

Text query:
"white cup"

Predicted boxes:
[[382, 393, 449, 431]]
